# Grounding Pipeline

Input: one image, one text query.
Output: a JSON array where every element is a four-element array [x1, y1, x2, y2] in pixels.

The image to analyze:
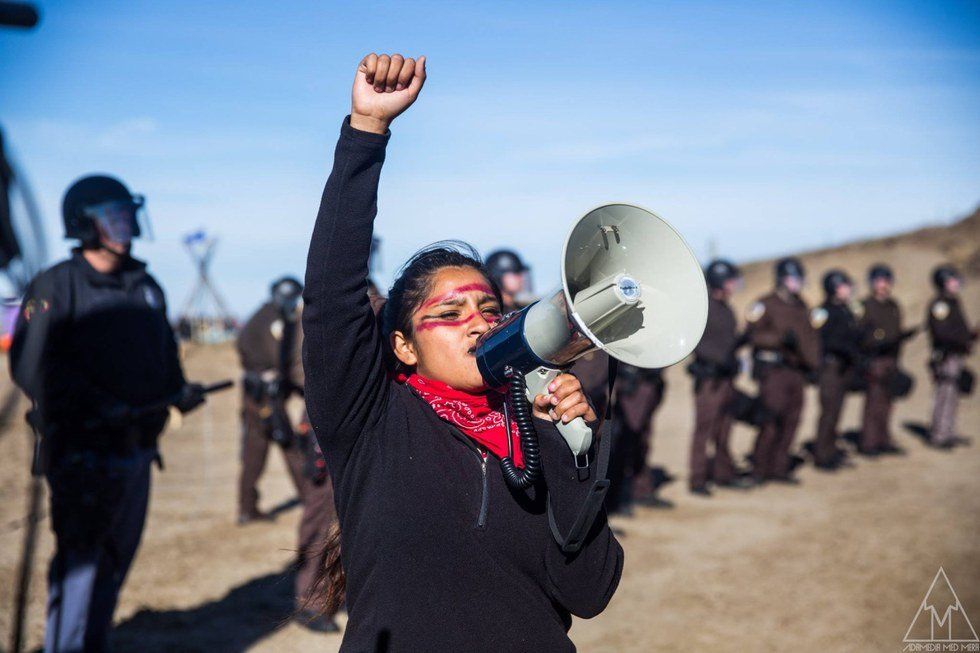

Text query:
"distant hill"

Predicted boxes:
[[734, 206, 980, 328]]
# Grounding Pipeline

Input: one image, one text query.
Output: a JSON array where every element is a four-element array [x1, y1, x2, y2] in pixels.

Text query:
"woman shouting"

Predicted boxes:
[[302, 53, 623, 652]]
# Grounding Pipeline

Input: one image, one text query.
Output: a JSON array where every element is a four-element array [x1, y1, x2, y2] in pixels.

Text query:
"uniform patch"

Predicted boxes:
[[142, 285, 161, 309], [270, 319, 284, 341], [21, 298, 50, 322], [746, 301, 766, 323], [932, 301, 950, 321], [810, 307, 828, 329], [873, 327, 885, 341]]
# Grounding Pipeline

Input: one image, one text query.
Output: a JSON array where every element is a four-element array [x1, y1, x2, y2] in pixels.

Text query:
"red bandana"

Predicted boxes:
[[402, 374, 523, 467]]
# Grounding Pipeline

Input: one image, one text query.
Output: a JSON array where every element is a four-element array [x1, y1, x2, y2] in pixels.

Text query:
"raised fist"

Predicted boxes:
[[351, 53, 427, 134]]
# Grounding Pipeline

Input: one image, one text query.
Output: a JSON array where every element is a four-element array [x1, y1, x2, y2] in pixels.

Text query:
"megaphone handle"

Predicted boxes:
[[523, 367, 594, 457]]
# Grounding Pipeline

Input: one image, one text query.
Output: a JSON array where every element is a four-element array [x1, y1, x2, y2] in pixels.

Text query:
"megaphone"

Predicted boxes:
[[476, 203, 708, 490]]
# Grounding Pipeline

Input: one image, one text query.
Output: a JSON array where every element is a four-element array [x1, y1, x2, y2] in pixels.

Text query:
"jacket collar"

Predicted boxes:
[[70, 248, 148, 289]]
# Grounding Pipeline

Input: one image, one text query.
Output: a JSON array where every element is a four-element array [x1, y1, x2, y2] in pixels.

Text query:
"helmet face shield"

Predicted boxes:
[[83, 196, 143, 245]]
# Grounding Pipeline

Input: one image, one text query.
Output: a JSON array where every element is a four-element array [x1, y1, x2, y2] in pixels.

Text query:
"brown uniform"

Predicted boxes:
[[689, 296, 740, 488], [294, 423, 338, 612], [858, 296, 904, 452], [236, 301, 307, 519], [927, 294, 976, 444], [746, 290, 820, 480], [607, 364, 665, 511]]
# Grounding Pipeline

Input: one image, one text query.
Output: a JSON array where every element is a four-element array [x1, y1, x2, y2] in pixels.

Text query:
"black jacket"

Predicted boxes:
[[302, 119, 623, 653], [691, 296, 740, 377], [9, 249, 184, 448], [816, 300, 862, 366], [927, 294, 975, 356]]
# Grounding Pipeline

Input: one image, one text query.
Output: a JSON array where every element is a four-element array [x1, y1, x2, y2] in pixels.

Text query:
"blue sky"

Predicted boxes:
[[1, 0, 978, 318]]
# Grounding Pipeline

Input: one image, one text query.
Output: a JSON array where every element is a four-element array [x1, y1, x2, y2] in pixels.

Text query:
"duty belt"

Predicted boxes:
[[755, 350, 784, 364]]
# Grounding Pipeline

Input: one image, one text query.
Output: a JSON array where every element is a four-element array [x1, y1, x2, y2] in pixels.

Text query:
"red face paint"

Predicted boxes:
[[419, 284, 496, 311], [416, 313, 477, 332]]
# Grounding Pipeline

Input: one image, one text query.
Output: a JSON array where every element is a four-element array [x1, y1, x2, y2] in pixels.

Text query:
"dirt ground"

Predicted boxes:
[[1, 211, 978, 652]]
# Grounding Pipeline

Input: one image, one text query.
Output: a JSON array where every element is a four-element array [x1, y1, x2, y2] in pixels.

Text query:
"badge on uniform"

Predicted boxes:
[[810, 307, 828, 329], [270, 319, 284, 341], [21, 298, 51, 322], [931, 301, 950, 321], [142, 285, 161, 309], [746, 302, 766, 323]]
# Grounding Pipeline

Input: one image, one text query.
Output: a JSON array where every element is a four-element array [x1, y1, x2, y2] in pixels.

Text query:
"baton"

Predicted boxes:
[[82, 379, 235, 429], [131, 379, 235, 418]]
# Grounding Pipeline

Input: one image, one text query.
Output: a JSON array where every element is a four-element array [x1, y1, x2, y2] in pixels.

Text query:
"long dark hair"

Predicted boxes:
[[312, 241, 500, 616]]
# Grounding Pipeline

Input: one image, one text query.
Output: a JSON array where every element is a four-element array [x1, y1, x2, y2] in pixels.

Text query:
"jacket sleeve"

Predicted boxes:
[[539, 418, 624, 618], [302, 118, 391, 472], [9, 267, 120, 417]]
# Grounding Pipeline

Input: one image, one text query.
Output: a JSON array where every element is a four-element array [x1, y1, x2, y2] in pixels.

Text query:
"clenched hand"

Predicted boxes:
[[350, 53, 427, 134]]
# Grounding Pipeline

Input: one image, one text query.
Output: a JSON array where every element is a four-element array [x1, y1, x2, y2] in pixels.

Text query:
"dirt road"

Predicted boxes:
[[2, 213, 978, 652]]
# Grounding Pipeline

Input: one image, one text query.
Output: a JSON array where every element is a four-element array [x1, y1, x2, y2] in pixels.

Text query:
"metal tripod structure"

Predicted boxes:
[[179, 230, 236, 341]]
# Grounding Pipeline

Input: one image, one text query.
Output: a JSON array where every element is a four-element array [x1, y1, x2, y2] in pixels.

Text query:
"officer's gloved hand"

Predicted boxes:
[[900, 327, 920, 341], [782, 330, 799, 351], [175, 383, 207, 414]]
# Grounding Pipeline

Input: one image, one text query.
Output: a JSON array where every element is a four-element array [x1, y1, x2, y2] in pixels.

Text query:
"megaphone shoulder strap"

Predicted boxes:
[[547, 357, 618, 554]]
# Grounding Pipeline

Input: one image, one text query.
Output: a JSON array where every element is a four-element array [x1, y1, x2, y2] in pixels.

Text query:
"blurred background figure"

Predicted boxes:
[[686, 259, 749, 496], [9, 173, 205, 653], [484, 249, 532, 313], [810, 270, 862, 470], [926, 265, 976, 448], [606, 364, 668, 512], [236, 276, 306, 524], [746, 257, 820, 484], [293, 415, 341, 633], [858, 264, 916, 456]]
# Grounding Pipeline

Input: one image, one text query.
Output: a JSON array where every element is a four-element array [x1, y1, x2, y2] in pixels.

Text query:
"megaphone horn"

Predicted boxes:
[[476, 204, 708, 484]]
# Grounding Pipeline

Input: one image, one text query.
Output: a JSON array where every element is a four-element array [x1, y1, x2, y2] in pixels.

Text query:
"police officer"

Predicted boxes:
[[485, 249, 531, 313], [605, 364, 667, 512], [926, 265, 976, 448], [811, 270, 863, 469], [687, 259, 749, 495], [236, 277, 307, 523], [9, 174, 206, 653], [858, 264, 915, 455], [746, 257, 820, 483]]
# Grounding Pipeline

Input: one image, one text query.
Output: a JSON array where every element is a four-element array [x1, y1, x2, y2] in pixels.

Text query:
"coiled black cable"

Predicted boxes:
[[500, 373, 542, 490]]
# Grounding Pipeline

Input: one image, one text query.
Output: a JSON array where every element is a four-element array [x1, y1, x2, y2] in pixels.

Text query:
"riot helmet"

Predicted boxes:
[[62, 175, 144, 248], [271, 276, 303, 316], [705, 258, 741, 290]]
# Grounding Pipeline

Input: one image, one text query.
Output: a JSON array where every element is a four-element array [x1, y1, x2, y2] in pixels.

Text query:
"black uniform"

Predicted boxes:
[[812, 300, 862, 466], [11, 250, 184, 436], [10, 249, 185, 653]]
